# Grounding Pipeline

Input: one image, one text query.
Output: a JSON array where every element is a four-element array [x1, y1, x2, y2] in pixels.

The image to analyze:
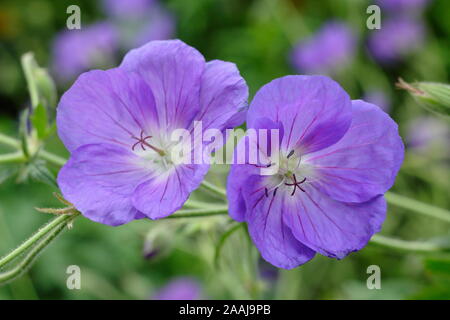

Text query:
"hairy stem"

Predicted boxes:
[[0, 218, 71, 285], [386, 191, 450, 223], [0, 213, 78, 269]]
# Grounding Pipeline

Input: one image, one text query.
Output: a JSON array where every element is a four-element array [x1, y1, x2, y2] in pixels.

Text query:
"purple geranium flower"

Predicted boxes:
[[102, 0, 155, 18], [57, 40, 248, 226], [132, 7, 175, 47], [152, 277, 202, 300], [227, 75, 404, 269], [368, 16, 424, 63], [406, 116, 449, 152], [291, 22, 356, 74], [102, 0, 175, 49], [52, 22, 119, 82]]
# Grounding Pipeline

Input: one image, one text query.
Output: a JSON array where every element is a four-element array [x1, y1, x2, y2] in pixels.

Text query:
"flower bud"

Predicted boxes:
[[397, 78, 450, 117]]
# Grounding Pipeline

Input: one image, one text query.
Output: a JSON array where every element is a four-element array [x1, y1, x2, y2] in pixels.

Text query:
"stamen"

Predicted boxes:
[[264, 188, 269, 198], [287, 150, 295, 158]]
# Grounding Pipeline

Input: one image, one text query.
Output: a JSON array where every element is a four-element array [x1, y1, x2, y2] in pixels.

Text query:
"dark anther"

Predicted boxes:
[[264, 188, 269, 198], [285, 174, 306, 196], [273, 188, 278, 197], [287, 150, 295, 159]]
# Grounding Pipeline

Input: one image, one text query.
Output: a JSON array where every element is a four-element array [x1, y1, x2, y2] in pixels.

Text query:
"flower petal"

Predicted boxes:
[[247, 75, 352, 154], [120, 40, 206, 130], [57, 143, 153, 226], [283, 184, 386, 259], [57, 68, 158, 152], [132, 164, 209, 219], [242, 175, 316, 269], [196, 60, 248, 130], [305, 100, 404, 203]]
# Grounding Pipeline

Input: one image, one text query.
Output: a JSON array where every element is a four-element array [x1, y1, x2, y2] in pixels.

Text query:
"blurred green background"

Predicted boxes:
[[0, 0, 449, 300]]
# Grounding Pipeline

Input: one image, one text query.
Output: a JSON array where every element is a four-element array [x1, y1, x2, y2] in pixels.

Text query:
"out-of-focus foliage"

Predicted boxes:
[[0, 0, 449, 299]]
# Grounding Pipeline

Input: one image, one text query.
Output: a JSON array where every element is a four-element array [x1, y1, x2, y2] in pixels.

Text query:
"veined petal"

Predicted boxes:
[[57, 68, 158, 153], [120, 40, 206, 130], [247, 75, 352, 154], [305, 100, 404, 203], [196, 60, 248, 130], [132, 164, 210, 219], [283, 184, 386, 259], [243, 175, 316, 269], [57, 143, 153, 226]]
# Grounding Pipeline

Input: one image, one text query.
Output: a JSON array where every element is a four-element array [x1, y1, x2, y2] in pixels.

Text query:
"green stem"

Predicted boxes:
[[0, 213, 78, 269], [370, 234, 450, 253], [386, 191, 450, 223], [184, 199, 226, 209], [200, 180, 227, 198], [38, 149, 67, 167], [165, 207, 228, 219], [0, 152, 25, 164], [0, 133, 67, 167], [214, 223, 244, 267], [0, 218, 71, 285], [0, 133, 20, 149]]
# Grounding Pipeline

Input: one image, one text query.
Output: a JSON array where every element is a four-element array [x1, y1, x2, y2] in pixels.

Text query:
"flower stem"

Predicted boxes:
[[370, 234, 450, 253], [385, 191, 450, 223], [0, 133, 20, 149], [0, 217, 71, 285], [165, 207, 229, 219], [0, 213, 78, 269], [0, 152, 25, 164], [38, 149, 67, 167], [0, 133, 67, 167], [184, 199, 225, 209], [200, 180, 227, 198]]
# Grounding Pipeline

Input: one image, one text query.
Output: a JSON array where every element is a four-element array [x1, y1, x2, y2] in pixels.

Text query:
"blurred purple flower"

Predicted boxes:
[[227, 75, 404, 269], [363, 90, 391, 113], [291, 22, 356, 74], [102, 0, 155, 18], [132, 8, 175, 47], [103, 0, 175, 50], [368, 16, 424, 63], [406, 116, 450, 151], [57, 40, 248, 226], [376, 0, 431, 12], [153, 278, 202, 300], [52, 22, 119, 82]]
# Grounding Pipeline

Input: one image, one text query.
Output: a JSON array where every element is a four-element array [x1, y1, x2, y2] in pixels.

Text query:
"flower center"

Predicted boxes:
[[131, 130, 166, 156], [131, 130, 174, 173], [263, 150, 314, 198]]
